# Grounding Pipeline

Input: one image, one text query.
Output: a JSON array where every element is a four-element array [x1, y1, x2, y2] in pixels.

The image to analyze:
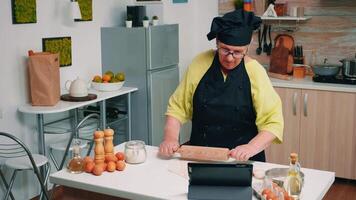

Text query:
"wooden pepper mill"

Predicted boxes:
[[94, 130, 105, 165], [104, 128, 114, 157]]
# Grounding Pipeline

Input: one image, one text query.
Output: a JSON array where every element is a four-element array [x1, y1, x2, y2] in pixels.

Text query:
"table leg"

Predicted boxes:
[[127, 93, 132, 141], [73, 109, 79, 138], [100, 100, 106, 129], [37, 114, 46, 155], [36, 114, 47, 181]]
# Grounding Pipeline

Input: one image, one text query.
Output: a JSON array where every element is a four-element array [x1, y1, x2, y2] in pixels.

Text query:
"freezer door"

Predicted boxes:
[[148, 24, 179, 70], [148, 66, 179, 146], [101, 27, 149, 143], [101, 27, 146, 72]]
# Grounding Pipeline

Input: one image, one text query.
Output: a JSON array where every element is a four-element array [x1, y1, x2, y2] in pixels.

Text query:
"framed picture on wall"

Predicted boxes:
[[11, 0, 37, 24], [75, 0, 93, 22], [42, 37, 72, 67]]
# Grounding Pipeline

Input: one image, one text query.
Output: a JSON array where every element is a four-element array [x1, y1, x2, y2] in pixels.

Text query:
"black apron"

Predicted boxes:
[[190, 54, 265, 162]]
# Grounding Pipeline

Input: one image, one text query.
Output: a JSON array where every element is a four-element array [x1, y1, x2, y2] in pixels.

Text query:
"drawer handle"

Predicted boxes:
[[293, 92, 297, 116], [304, 93, 308, 117]]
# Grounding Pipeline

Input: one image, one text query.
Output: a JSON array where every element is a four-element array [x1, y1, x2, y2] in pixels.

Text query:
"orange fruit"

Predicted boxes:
[[115, 152, 125, 161], [104, 71, 114, 79], [102, 74, 111, 82], [116, 160, 126, 171], [84, 161, 95, 173], [103, 80, 109, 83], [107, 161, 116, 172], [92, 165, 104, 176], [105, 155, 117, 163], [84, 156, 94, 164]]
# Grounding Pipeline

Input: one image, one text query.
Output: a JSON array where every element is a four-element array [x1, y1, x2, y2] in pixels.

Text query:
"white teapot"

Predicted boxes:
[[65, 77, 90, 97]]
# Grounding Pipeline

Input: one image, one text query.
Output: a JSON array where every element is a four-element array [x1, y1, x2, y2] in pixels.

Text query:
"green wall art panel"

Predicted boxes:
[[42, 37, 72, 67], [75, 0, 93, 21], [11, 0, 37, 24]]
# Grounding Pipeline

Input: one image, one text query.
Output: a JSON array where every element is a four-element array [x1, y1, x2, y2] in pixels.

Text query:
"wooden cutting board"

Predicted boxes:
[[60, 94, 97, 102], [175, 145, 230, 161]]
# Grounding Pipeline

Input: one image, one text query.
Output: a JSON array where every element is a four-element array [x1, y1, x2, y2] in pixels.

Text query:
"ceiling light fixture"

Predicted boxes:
[[71, 0, 82, 21]]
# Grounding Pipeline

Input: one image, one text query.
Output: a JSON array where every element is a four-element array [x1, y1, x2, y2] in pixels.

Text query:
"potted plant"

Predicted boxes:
[[142, 16, 149, 28], [126, 14, 133, 28], [152, 15, 159, 26]]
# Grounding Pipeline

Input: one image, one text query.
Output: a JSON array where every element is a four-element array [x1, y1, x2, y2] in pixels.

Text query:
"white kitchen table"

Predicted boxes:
[[18, 87, 138, 157], [50, 144, 335, 200]]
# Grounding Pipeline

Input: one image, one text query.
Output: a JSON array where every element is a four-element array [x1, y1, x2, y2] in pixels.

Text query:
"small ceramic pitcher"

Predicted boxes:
[[65, 77, 90, 97]]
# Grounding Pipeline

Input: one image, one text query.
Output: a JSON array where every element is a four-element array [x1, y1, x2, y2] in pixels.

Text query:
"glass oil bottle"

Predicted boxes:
[[284, 153, 302, 199], [67, 140, 84, 174]]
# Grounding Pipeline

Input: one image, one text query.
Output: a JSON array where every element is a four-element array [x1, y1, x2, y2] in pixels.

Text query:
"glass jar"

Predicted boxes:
[[124, 140, 147, 164]]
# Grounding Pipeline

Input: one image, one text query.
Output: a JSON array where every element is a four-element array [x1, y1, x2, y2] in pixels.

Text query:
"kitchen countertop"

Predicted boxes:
[[50, 143, 335, 200], [270, 76, 356, 93]]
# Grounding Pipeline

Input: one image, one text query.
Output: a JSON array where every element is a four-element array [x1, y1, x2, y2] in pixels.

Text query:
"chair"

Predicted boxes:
[[49, 113, 100, 171], [0, 132, 50, 200]]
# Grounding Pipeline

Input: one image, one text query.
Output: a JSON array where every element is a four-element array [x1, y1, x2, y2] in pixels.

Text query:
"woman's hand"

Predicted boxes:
[[229, 144, 258, 161], [159, 139, 180, 158]]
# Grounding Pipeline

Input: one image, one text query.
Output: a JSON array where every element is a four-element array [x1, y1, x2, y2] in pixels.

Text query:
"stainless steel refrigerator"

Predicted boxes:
[[101, 24, 179, 146]]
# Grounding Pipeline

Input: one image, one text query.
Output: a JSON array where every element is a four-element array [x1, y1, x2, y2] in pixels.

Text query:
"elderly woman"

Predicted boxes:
[[159, 9, 283, 162]]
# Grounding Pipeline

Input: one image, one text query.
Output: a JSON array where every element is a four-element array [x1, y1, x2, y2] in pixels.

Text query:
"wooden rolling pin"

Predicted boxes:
[[175, 145, 230, 161]]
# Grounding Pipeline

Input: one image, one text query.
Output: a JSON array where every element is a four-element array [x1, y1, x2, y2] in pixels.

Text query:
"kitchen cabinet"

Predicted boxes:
[[266, 87, 356, 179], [265, 87, 301, 165]]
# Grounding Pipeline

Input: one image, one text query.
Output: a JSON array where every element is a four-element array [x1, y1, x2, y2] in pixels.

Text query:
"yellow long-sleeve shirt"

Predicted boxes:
[[166, 50, 284, 143]]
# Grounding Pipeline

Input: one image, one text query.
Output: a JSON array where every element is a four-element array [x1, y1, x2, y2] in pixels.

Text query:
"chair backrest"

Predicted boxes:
[[0, 132, 38, 169], [76, 113, 100, 141]]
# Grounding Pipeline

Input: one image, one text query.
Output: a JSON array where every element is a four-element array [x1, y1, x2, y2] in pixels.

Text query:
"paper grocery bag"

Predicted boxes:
[[28, 52, 60, 106]]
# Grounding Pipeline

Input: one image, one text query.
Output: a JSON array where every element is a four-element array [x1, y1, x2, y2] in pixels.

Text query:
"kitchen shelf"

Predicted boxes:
[[261, 16, 311, 21], [260, 16, 312, 32]]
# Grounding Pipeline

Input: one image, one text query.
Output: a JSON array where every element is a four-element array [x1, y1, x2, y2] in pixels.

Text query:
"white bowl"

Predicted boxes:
[[91, 81, 124, 92]]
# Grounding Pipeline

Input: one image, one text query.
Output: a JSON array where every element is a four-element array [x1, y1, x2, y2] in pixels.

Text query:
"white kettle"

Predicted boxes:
[[65, 77, 90, 97]]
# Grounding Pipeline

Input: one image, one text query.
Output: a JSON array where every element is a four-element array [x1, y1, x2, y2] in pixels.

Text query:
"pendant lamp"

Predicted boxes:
[[71, 0, 82, 20]]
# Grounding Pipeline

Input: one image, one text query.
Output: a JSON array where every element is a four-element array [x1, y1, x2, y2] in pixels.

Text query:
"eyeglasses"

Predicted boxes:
[[218, 47, 246, 59]]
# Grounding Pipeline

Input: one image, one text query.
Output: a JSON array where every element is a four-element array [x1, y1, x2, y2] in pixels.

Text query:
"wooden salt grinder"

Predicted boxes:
[[104, 128, 114, 156]]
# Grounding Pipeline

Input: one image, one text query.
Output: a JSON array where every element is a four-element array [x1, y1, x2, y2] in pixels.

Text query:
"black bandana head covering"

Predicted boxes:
[[207, 9, 261, 46]]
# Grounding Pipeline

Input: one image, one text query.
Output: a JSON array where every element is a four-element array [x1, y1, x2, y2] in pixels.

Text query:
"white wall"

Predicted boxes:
[[163, 0, 218, 76], [0, 0, 218, 199]]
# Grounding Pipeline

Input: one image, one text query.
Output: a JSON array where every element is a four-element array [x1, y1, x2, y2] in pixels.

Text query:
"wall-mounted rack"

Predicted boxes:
[[260, 16, 312, 32]]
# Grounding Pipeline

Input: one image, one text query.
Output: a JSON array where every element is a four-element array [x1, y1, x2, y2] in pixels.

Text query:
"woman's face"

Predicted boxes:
[[217, 41, 249, 70]]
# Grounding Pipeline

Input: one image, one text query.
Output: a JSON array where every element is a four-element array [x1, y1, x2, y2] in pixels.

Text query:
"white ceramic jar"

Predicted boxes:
[[124, 140, 147, 164]]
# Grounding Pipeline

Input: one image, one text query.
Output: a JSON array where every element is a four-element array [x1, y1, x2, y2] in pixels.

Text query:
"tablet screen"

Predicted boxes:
[[188, 163, 253, 186]]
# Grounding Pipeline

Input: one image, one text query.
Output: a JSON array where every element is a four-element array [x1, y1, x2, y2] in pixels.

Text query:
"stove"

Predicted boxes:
[[312, 75, 356, 85]]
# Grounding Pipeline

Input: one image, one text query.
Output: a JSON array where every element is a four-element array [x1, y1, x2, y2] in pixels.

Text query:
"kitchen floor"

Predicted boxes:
[[32, 178, 356, 200]]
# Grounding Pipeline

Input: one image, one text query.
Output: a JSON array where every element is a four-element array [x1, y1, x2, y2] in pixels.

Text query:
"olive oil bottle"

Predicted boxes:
[[67, 140, 84, 174], [284, 153, 302, 199]]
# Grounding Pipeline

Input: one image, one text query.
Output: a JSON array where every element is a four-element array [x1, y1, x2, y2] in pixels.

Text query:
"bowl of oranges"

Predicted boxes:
[[91, 71, 125, 92]]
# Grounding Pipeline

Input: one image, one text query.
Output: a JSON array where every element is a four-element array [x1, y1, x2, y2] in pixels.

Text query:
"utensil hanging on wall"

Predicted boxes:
[[263, 25, 269, 53], [256, 27, 262, 55], [267, 25, 272, 55]]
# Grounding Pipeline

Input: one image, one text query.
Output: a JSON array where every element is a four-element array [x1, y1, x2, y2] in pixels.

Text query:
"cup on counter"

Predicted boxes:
[[124, 140, 147, 164], [293, 65, 306, 79], [289, 7, 298, 17], [297, 7, 304, 17]]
